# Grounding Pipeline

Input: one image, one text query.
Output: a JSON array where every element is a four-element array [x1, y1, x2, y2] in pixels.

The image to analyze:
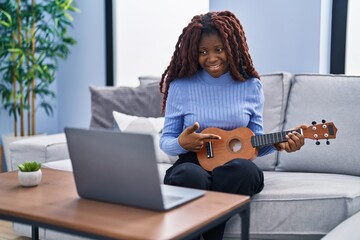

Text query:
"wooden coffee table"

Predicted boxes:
[[0, 169, 250, 240]]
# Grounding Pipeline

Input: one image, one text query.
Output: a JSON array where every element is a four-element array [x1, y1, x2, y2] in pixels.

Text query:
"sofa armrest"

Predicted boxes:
[[9, 133, 68, 171], [321, 211, 360, 240]]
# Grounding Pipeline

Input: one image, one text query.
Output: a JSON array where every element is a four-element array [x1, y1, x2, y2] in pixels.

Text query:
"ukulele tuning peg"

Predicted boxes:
[[316, 140, 320, 145], [322, 119, 326, 123], [312, 121, 317, 125], [326, 140, 330, 145]]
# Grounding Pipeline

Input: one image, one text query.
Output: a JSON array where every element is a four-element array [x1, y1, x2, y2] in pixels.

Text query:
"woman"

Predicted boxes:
[[159, 11, 305, 239]]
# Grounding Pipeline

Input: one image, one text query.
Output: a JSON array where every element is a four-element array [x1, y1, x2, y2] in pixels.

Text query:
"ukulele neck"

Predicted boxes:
[[251, 129, 302, 147]]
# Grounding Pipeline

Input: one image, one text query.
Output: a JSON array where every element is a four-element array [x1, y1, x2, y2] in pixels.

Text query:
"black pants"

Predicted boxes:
[[164, 152, 264, 240]]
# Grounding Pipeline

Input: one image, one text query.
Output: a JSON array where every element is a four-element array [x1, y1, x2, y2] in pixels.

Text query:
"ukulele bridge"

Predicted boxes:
[[205, 142, 214, 158]]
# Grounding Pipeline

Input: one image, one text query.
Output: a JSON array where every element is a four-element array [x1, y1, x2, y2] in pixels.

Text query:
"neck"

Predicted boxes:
[[251, 129, 302, 147]]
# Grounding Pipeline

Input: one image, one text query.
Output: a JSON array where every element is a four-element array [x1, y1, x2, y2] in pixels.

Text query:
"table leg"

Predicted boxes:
[[32, 226, 39, 240], [240, 204, 250, 240], [0, 144, 3, 172]]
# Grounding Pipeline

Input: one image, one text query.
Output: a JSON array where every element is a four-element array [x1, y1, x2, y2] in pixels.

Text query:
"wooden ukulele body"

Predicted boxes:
[[197, 127, 258, 171]]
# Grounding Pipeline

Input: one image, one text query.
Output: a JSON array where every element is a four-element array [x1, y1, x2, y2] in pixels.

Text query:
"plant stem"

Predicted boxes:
[[31, 0, 36, 135], [11, 32, 18, 137], [16, 0, 24, 136], [25, 25, 31, 136]]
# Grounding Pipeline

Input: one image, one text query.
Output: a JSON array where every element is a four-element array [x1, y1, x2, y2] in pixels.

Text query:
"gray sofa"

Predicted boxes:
[[9, 72, 360, 240]]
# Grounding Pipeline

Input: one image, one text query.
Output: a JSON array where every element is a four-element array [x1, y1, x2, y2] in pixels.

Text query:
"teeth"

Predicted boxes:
[[209, 65, 219, 69]]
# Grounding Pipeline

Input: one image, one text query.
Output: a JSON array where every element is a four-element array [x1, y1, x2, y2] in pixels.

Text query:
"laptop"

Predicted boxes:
[[64, 127, 205, 211]]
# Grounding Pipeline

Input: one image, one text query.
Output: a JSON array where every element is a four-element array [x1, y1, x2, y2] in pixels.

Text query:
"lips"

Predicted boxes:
[[207, 64, 221, 70]]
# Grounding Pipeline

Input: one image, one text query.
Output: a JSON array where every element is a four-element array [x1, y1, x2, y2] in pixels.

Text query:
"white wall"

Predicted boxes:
[[210, 0, 333, 75], [345, 0, 360, 75], [114, 0, 209, 86], [114, 0, 334, 85]]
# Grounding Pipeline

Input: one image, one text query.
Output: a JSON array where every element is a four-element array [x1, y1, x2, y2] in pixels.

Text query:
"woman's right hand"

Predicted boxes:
[[178, 122, 221, 152]]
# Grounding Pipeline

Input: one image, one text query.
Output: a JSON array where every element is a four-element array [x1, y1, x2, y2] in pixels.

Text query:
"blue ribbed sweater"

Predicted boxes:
[[160, 70, 275, 157]]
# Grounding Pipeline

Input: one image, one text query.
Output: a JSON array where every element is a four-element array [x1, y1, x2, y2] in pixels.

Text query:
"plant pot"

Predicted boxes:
[[18, 169, 42, 187]]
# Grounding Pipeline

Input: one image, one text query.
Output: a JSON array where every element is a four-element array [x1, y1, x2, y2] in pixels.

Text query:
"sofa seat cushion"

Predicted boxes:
[[224, 171, 360, 239], [43, 159, 73, 171]]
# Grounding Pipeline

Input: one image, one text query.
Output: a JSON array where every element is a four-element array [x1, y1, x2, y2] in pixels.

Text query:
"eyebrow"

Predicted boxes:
[[198, 44, 224, 49]]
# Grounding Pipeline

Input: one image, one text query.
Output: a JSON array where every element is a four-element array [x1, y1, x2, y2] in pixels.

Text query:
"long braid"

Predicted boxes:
[[160, 11, 259, 112], [221, 11, 259, 78]]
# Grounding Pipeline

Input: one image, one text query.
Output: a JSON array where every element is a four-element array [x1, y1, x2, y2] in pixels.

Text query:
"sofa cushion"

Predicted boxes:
[[252, 72, 293, 170], [224, 171, 360, 239], [277, 74, 360, 176], [112, 111, 177, 164], [89, 83, 163, 129], [138, 76, 161, 86]]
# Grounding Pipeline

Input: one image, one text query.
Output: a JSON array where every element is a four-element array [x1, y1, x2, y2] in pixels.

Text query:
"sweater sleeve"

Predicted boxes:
[[247, 80, 276, 157], [160, 82, 188, 156]]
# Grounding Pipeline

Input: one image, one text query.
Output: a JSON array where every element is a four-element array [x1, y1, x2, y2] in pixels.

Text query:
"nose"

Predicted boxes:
[[207, 52, 218, 63]]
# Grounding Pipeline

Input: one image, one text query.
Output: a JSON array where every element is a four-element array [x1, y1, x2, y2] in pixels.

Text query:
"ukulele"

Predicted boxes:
[[197, 120, 337, 171]]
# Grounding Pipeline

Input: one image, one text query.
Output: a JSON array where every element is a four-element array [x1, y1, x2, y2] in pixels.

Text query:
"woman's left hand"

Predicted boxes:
[[274, 124, 307, 153]]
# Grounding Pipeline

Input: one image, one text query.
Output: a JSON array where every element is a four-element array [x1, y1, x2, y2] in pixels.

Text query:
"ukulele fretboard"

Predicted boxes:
[[251, 129, 302, 147]]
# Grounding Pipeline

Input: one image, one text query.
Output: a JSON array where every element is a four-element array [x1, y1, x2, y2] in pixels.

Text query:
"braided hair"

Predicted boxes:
[[160, 11, 260, 112]]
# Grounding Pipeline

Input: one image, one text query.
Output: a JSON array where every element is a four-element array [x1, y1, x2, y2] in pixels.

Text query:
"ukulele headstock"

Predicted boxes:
[[302, 120, 337, 145]]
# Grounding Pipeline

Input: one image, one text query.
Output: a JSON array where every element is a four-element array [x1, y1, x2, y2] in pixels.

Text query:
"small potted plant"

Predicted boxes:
[[18, 161, 42, 187]]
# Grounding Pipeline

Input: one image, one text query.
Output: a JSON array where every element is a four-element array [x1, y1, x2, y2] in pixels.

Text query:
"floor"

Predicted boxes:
[[0, 220, 30, 240]]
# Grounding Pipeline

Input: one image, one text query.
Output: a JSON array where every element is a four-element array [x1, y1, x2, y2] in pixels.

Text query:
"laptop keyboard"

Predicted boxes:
[[163, 195, 184, 205]]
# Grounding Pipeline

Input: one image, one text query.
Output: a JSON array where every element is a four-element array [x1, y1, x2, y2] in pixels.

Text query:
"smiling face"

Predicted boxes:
[[198, 33, 229, 78]]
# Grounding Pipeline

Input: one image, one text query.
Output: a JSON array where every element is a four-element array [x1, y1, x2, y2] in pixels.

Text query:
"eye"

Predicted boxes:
[[216, 47, 223, 53], [199, 50, 207, 55]]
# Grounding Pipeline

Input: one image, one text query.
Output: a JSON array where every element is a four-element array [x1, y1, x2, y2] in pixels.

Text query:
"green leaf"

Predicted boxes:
[[7, 48, 23, 54], [18, 161, 42, 172], [68, 6, 81, 13], [64, 12, 73, 22], [0, 8, 12, 26], [18, 164, 25, 171], [0, 20, 10, 28], [63, 37, 77, 45]]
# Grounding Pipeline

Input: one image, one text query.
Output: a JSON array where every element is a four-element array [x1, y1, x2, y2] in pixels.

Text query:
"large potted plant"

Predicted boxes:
[[0, 0, 79, 169]]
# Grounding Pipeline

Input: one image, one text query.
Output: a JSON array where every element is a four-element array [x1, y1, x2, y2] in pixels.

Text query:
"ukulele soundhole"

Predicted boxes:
[[229, 138, 242, 152]]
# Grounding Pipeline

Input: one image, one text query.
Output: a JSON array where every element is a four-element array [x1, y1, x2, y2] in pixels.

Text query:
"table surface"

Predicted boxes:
[[0, 169, 250, 240]]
